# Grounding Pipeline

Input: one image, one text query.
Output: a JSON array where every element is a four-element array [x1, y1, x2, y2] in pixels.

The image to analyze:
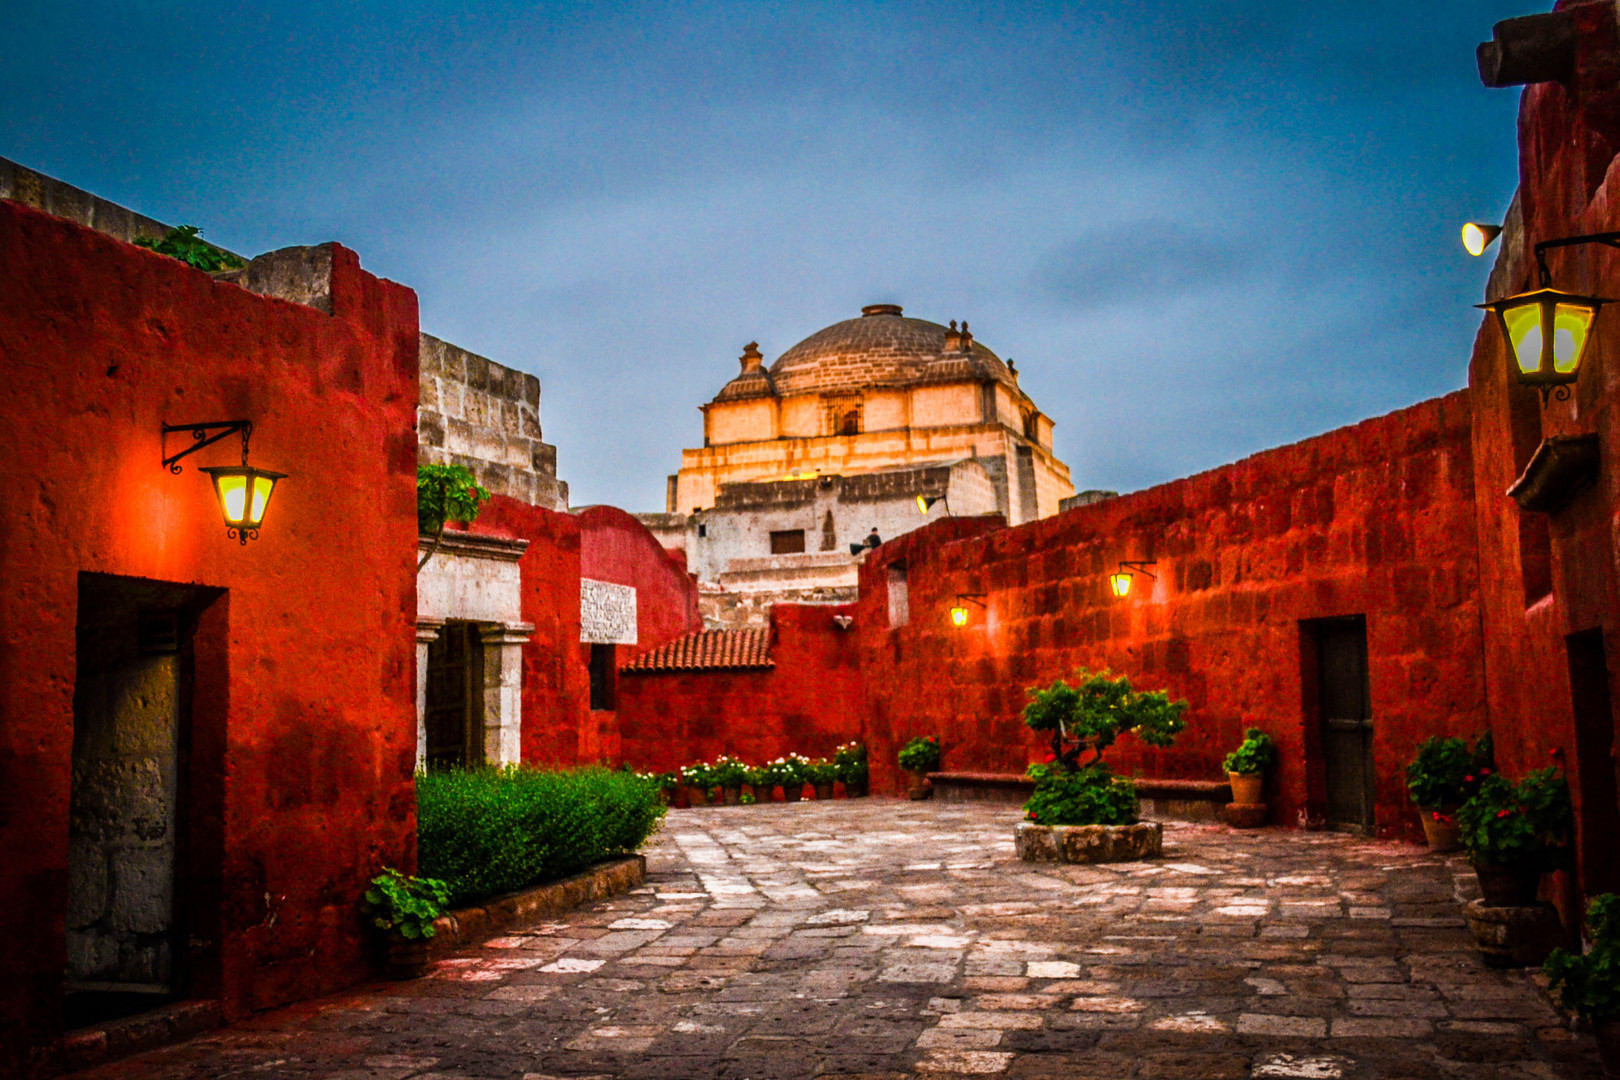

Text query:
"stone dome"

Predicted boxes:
[[715, 304, 1019, 401]]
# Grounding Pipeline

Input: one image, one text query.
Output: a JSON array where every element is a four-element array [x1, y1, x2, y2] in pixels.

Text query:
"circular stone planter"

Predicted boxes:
[[1462, 899, 1564, 968], [1015, 821, 1163, 864]]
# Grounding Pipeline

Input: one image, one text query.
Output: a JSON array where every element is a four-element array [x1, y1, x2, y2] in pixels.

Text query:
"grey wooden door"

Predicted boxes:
[[1319, 619, 1374, 831]]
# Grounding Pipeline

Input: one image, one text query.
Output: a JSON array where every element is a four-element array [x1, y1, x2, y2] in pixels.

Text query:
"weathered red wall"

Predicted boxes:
[[576, 505, 703, 763], [1468, 0, 1620, 901], [465, 498, 591, 767], [616, 604, 864, 772], [0, 201, 419, 1072], [855, 394, 1486, 836]]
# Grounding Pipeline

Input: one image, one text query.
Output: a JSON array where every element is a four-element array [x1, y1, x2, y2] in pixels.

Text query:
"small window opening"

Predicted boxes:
[[770, 529, 806, 554], [840, 411, 860, 436], [697, 523, 707, 538], [888, 562, 909, 627], [588, 643, 616, 711]]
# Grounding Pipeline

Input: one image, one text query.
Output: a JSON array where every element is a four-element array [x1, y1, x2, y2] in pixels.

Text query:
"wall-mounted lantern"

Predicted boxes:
[[950, 593, 985, 627], [1109, 561, 1157, 598], [1462, 222, 1502, 257], [1475, 231, 1618, 404], [162, 420, 287, 544]]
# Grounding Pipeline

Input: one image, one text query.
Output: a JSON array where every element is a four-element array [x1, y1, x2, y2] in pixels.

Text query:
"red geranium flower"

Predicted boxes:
[[1496, 809, 1511, 818], [1464, 775, 1474, 783]]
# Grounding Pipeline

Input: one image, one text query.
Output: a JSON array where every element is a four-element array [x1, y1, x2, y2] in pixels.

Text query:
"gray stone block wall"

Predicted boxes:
[[418, 333, 567, 510]]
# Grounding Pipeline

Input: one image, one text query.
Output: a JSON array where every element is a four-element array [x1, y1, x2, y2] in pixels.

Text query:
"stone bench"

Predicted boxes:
[[928, 772, 1231, 822]]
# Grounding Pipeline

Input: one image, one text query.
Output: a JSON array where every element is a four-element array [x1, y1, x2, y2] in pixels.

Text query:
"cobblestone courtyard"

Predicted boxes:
[[74, 801, 1603, 1079]]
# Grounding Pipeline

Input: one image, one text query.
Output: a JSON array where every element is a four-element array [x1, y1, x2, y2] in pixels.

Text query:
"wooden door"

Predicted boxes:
[[1318, 618, 1374, 831], [425, 622, 483, 767]]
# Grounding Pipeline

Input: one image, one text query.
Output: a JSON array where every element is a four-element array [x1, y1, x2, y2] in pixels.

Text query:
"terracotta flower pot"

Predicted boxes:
[[1228, 772, 1263, 805], [722, 785, 742, 806], [813, 781, 834, 801], [906, 769, 932, 800], [686, 785, 708, 806], [1597, 1018, 1620, 1079], [1419, 809, 1461, 852], [783, 783, 803, 802], [844, 778, 867, 798], [384, 934, 431, 980], [1473, 863, 1541, 907]]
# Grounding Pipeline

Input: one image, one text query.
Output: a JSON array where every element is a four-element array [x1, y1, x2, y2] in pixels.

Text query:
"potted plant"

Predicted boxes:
[[711, 756, 749, 805], [1544, 893, 1620, 1078], [897, 736, 941, 799], [780, 754, 812, 801], [680, 762, 716, 806], [362, 867, 451, 979], [1222, 727, 1276, 806], [756, 758, 794, 802], [1016, 669, 1187, 863], [807, 758, 838, 800], [1456, 767, 1573, 906], [744, 764, 769, 803], [834, 741, 869, 797], [1405, 734, 1492, 852]]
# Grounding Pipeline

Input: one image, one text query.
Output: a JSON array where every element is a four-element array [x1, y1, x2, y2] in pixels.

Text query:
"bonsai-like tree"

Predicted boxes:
[[1023, 668, 1189, 773], [417, 463, 491, 571]]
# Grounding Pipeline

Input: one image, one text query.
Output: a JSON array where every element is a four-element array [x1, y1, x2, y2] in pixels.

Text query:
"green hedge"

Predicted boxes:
[[416, 766, 666, 906]]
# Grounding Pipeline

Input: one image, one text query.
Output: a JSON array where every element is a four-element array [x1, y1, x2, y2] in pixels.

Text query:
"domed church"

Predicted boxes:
[[650, 304, 1075, 627]]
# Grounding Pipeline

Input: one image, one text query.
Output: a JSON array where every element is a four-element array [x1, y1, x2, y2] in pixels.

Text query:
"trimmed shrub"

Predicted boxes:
[[417, 766, 666, 906], [1023, 763, 1139, 826]]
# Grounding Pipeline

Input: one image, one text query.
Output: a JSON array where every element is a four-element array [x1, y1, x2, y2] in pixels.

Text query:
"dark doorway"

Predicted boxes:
[[589, 644, 617, 711], [1308, 616, 1374, 832], [68, 574, 220, 1029], [1567, 629, 1620, 895], [425, 621, 485, 767]]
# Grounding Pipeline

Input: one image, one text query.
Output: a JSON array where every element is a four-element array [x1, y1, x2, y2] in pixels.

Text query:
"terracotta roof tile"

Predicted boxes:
[[621, 628, 774, 673]]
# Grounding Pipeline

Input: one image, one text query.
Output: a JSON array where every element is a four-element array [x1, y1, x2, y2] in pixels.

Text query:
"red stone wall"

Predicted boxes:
[[576, 505, 703, 763], [855, 393, 1486, 836], [0, 201, 419, 1071], [616, 605, 864, 772], [1467, 0, 1620, 900]]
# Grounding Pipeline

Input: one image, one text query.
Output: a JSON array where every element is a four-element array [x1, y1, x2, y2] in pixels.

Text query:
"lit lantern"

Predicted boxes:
[[1477, 286, 1609, 398], [1109, 560, 1157, 599], [1462, 222, 1502, 257], [950, 605, 969, 626], [199, 463, 287, 544], [950, 593, 985, 627], [161, 419, 288, 545]]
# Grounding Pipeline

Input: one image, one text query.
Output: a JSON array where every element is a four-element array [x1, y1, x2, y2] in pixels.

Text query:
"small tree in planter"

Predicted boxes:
[[1405, 733, 1493, 851], [897, 736, 941, 799], [1544, 893, 1620, 1077], [1222, 728, 1277, 807], [362, 868, 451, 979]]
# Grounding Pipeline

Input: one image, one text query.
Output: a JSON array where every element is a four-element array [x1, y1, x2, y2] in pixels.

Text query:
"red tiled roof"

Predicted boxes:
[[621, 628, 774, 673]]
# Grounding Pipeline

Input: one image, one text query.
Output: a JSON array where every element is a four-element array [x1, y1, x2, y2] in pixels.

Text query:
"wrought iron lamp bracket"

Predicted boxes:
[[1118, 560, 1158, 580], [955, 593, 987, 609], [1533, 231, 1620, 288], [162, 420, 252, 474]]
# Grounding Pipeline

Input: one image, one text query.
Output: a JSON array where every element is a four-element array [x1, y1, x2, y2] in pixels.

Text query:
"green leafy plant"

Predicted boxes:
[[833, 741, 869, 787], [1222, 728, 1278, 776], [709, 756, 749, 788], [416, 766, 665, 906], [417, 463, 492, 571], [805, 758, 838, 785], [897, 736, 941, 772], [1022, 763, 1139, 826], [739, 791, 757, 805], [1023, 669, 1188, 772], [362, 867, 451, 940], [759, 755, 811, 787], [1405, 734, 1493, 811], [1544, 894, 1620, 1024], [680, 762, 717, 794], [133, 224, 244, 271], [1455, 768, 1573, 875]]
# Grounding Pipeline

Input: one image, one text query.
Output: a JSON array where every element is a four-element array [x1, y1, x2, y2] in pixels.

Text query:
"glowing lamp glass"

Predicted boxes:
[[1462, 222, 1501, 257], [950, 606, 969, 627], [199, 464, 286, 542], [1480, 287, 1608, 390], [918, 494, 930, 514], [1109, 572, 1133, 598]]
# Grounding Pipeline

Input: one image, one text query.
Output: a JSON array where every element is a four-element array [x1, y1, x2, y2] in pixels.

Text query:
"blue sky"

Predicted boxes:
[[3, 1, 1530, 509]]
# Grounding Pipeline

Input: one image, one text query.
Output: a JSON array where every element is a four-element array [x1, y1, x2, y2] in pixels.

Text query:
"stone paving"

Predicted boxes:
[[73, 801, 1605, 1080]]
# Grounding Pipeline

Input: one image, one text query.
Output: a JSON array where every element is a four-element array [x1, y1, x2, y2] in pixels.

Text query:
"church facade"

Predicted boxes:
[[654, 303, 1075, 626]]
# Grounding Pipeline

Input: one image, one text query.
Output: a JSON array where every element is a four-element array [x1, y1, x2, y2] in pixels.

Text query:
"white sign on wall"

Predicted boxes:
[[580, 579, 637, 645]]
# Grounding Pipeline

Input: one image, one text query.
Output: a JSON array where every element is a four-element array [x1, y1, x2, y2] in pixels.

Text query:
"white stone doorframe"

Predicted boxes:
[[415, 617, 534, 769]]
